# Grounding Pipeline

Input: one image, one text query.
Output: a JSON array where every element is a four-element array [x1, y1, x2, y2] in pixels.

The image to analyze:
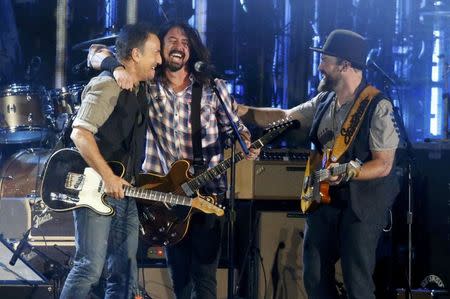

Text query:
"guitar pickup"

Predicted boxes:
[[50, 192, 79, 203]]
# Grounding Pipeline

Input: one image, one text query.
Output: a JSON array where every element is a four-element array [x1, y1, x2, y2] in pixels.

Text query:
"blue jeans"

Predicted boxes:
[[302, 205, 386, 299], [165, 213, 224, 299], [60, 198, 139, 299]]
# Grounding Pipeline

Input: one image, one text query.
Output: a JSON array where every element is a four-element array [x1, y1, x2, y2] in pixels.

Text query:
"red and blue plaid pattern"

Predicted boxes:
[[142, 76, 249, 194]]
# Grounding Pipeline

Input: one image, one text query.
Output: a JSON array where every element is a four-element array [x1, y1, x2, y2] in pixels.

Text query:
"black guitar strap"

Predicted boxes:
[[191, 81, 206, 175]]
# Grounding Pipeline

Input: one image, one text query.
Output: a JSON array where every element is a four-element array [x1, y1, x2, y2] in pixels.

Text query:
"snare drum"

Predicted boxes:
[[0, 84, 53, 144], [0, 148, 52, 199]]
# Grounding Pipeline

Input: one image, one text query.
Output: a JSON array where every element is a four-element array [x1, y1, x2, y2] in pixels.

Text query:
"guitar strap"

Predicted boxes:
[[125, 82, 147, 183], [191, 81, 206, 175], [330, 85, 380, 163]]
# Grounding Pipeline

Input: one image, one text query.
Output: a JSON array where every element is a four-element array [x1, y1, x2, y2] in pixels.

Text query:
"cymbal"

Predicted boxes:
[[72, 34, 118, 51]]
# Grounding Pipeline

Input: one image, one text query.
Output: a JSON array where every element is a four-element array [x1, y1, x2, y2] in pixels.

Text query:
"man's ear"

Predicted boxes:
[[131, 48, 141, 62], [341, 60, 351, 72]]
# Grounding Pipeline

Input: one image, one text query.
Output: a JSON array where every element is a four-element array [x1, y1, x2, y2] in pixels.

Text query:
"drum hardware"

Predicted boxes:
[[72, 33, 118, 51]]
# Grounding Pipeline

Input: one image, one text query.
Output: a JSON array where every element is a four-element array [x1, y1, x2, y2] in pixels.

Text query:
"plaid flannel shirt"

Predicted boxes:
[[141, 76, 250, 194]]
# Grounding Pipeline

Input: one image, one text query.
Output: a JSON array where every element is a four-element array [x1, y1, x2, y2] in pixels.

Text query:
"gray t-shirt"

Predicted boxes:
[[72, 76, 122, 134], [287, 92, 399, 151]]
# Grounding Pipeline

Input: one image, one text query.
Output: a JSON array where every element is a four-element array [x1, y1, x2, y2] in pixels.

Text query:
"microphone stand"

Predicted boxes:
[[367, 61, 416, 298], [207, 78, 249, 299]]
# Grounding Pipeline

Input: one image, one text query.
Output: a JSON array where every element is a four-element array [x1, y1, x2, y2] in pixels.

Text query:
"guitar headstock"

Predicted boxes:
[[191, 195, 225, 216], [264, 116, 300, 133]]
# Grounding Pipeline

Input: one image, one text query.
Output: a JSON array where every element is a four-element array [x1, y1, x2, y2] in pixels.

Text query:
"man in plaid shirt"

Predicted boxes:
[[89, 22, 257, 299]]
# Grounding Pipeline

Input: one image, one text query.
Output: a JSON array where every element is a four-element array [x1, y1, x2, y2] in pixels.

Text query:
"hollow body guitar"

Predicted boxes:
[[137, 118, 299, 246]]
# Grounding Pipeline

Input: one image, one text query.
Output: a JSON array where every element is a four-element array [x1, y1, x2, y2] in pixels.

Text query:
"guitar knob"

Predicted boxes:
[[170, 232, 177, 237], [163, 241, 169, 246], [158, 227, 165, 232]]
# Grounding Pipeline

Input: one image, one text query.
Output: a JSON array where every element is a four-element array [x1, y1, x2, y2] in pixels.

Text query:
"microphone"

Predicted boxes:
[[194, 61, 218, 77], [72, 58, 88, 74], [366, 58, 397, 86], [9, 228, 31, 266]]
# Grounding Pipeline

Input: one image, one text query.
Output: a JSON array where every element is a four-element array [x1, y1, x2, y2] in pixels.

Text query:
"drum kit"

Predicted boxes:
[[0, 33, 119, 297], [0, 33, 119, 206]]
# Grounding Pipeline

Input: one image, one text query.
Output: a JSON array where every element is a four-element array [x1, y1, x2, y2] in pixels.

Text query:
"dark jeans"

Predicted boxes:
[[165, 213, 224, 299], [60, 198, 139, 299], [303, 204, 386, 299]]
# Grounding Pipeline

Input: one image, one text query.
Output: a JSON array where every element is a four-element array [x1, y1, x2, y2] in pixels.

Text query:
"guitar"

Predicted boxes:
[[40, 148, 224, 217], [300, 150, 362, 213], [136, 118, 299, 246]]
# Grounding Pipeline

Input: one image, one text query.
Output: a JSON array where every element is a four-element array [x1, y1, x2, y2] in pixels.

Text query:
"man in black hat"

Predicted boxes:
[[239, 29, 401, 298]]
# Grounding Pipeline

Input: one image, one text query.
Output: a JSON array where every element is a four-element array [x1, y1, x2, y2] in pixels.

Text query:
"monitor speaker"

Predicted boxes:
[[255, 211, 343, 299], [0, 238, 53, 299]]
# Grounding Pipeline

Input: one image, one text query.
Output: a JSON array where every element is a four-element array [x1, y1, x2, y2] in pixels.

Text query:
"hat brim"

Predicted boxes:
[[309, 46, 366, 68], [310, 46, 341, 58]]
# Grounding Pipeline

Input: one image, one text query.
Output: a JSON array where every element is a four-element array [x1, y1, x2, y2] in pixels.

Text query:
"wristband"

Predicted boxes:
[[100, 56, 124, 73]]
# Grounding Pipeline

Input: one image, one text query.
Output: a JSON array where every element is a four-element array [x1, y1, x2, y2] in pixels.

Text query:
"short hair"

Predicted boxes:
[[158, 22, 211, 84], [115, 23, 157, 61]]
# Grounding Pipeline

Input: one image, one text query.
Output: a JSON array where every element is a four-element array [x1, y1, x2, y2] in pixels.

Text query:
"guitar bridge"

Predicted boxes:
[[65, 172, 84, 191]]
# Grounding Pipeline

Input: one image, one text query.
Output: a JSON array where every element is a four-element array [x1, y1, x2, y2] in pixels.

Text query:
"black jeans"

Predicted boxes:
[[302, 204, 386, 299], [165, 213, 224, 299]]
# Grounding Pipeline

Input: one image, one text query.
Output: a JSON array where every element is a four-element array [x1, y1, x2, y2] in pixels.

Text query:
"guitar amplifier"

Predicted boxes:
[[0, 197, 75, 245], [228, 149, 308, 199]]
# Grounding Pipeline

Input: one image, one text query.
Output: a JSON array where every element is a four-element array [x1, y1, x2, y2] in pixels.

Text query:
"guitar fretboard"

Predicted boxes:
[[124, 186, 191, 206], [187, 152, 247, 191], [314, 163, 347, 182], [185, 119, 295, 193]]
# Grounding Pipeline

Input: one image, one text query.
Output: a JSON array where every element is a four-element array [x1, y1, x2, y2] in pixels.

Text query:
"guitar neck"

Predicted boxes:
[[315, 162, 348, 182], [185, 120, 293, 192], [124, 186, 191, 206], [187, 151, 247, 191], [331, 163, 347, 177]]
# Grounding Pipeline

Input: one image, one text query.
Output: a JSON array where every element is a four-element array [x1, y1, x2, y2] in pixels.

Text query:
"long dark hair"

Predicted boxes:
[[157, 21, 211, 84]]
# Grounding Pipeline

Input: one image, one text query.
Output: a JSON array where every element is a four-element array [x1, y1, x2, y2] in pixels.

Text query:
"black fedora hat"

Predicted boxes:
[[310, 29, 368, 69]]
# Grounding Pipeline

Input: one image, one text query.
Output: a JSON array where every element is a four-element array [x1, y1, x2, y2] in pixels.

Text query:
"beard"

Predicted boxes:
[[320, 73, 339, 91], [165, 61, 184, 72]]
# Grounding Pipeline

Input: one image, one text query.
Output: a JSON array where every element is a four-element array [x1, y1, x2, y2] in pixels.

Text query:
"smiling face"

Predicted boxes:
[[136, 33, 162, 81], [318, 54, 343, 90], [163, 26, 190, 72]]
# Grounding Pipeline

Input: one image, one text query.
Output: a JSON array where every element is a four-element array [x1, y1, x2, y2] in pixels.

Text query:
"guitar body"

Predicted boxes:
[[136, 118, 299, 246], [136, 160, 200, 246], [40, 148, 117, 216], [300, 151, 331, 214]]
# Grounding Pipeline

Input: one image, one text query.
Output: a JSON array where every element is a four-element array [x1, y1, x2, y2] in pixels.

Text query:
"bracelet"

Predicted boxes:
[[100, 56, 124, 73]]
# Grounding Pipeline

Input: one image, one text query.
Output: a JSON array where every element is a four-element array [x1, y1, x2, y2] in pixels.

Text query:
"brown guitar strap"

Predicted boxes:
[[330, 85, 380, 163]]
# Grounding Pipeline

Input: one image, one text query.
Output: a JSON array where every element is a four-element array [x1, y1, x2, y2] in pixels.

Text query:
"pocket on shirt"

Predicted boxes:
[[200, 104, 212, 129]]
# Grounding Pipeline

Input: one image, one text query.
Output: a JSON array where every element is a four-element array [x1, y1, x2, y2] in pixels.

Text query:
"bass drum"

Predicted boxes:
[[0, 84, 53, 144], [0, 148, 52, 199]]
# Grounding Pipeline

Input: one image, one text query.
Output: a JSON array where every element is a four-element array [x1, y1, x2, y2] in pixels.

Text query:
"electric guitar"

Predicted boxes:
[[40, 148, 224, 217], [136, 118, 299, 246], [300, 150, 362, 213]]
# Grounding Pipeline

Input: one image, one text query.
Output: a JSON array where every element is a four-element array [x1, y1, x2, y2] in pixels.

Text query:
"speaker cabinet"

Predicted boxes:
[[255, 212, 343, 299], [0, 239, 53, 299], [231, 160, 306, 199], [413, 143, 450, 288]]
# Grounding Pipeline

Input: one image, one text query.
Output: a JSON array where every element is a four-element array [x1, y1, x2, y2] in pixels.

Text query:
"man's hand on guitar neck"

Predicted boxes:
[[327, 160, 361, 186], [241, 134, 260, 160], [327, 162, 345, 186]]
